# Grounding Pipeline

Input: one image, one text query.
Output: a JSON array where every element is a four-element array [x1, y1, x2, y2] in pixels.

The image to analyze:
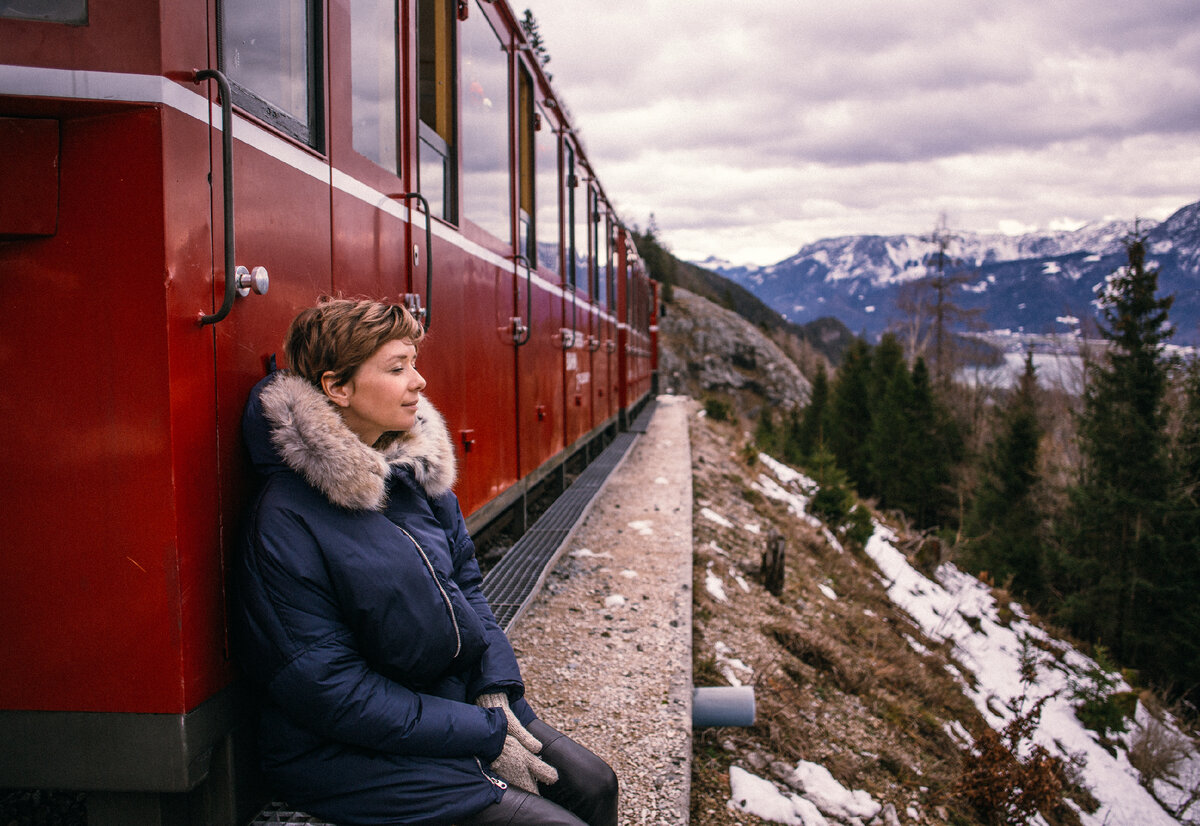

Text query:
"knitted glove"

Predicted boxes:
[[476, 692, 545, 755], [489, 735, 559, 794]]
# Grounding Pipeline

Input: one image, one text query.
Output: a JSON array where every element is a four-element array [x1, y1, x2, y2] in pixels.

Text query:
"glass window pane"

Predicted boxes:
[[597, 209, 610, 309], [535, 111, 559, 275], [417, 0, 455, 221], [569, 146, 588, 291], [221, 0, 318, 146], [518, 67, 535, 264], [0, 0, 86, 24], [350, 0, 398, 173], [419, 128, 448, 222], [460, 3, 510, 242]]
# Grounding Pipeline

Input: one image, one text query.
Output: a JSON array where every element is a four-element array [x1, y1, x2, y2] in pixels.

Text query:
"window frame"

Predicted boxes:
[[218, 0, 324, 150], [416, 0, 458, 223]]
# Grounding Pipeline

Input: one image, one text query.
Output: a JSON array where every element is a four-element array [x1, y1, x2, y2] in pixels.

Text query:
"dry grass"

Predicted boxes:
[[687, 411, 997, 824]]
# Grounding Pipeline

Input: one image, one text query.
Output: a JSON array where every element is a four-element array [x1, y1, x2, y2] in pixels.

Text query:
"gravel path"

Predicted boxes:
[[508, 396, 695, 826]]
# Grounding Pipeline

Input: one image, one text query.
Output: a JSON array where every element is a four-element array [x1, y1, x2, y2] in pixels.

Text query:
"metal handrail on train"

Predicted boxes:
[[193, 67, 270, 326], [193, 68, 236, 326], [513, 253, 533, 346], [391, 191, 434, 330]]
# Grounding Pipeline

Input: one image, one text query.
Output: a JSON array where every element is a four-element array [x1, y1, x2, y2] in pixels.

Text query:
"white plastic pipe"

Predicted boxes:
[[692, 686, 756, 727]]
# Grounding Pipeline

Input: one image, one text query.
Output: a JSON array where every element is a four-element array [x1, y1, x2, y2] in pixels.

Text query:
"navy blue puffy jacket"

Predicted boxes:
[[233, 372, 534, 825]]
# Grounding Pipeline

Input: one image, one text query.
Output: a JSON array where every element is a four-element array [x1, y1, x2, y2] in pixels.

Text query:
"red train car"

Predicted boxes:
[[0, 1, 655, 822]]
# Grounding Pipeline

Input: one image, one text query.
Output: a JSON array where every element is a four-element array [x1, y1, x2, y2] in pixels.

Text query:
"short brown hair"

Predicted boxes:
[[283, 298, 424, 387]]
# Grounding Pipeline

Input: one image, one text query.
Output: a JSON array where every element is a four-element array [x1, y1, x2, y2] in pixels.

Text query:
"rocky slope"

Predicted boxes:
[[659, 287, 813, 415]]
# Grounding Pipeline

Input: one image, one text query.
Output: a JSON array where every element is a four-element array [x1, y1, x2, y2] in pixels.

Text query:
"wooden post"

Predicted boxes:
[[762, 529, 786, 596]]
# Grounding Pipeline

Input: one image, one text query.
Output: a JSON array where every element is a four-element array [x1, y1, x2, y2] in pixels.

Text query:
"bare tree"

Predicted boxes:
[[894, 215, 985, 388]]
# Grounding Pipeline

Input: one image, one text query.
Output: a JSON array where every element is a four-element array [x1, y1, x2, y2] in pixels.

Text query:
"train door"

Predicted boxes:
[[208, 0, 335, 612], [590, 189, 615, 425], [413, 0, 520, 517], [515, 65, 565, 481], [616, 230, 635, 417], [564, 138, 591, 450], [327, 0, 420, 303]]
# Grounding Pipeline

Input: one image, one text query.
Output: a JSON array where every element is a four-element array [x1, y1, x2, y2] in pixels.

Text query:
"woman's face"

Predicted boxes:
[[324, 338, 426, 445]]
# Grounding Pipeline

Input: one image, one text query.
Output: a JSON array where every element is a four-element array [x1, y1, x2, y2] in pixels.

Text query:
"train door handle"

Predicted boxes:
[[512, 254, 533, 346], [390, 192, 433, 330], [193, 68, 242, 326]]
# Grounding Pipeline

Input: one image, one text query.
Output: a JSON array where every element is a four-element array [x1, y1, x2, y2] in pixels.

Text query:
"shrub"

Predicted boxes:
[[1127, 711, 1190, 789], [1070, 646, 1133, 738], [952, 693, 1068, 825], [704, 396, 732, 421]]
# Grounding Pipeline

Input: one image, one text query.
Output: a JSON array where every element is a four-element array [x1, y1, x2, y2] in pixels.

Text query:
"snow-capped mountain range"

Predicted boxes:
[[702, 199, 1200, 346]]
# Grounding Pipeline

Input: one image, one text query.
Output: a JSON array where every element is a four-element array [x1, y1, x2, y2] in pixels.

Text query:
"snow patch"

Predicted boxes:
[[701, 507, 734, 528], [706, 562, 729, 604], [571, 548, 611, 559], [728, 766, 828, 826]]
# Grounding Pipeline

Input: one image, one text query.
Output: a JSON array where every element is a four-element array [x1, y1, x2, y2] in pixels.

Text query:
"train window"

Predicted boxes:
[[220, 0, 322, 149], [598, 210, 612, 310], [567, 143, 588, 291], [350, 0, 399, 173], [460, 3, 510, 242], [534, 108, 559, 274], [0, 0, 86, 24], [591, 189, 608, 305], [517, 66, 535, 264], [417, 0, 456, 222]]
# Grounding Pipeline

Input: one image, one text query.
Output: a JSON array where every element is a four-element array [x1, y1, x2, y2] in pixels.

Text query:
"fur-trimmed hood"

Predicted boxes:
[[244, 371, 457, 510]]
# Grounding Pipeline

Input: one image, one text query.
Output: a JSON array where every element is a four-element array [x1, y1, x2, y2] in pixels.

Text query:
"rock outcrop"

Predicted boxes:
[[659, 287, 811, 411]]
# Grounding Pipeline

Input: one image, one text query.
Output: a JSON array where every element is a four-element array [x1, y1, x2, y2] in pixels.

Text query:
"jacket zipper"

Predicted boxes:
[[397, 525, 462, 658], [476, 757, 508, 790]]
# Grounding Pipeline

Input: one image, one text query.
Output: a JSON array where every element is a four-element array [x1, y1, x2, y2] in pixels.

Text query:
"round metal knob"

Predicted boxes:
[[236, 265, 269, 297]]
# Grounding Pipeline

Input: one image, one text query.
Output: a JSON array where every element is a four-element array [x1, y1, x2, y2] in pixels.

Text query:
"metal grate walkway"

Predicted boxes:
[[483, 408, 651, 630], [628, 398, 656, 434]]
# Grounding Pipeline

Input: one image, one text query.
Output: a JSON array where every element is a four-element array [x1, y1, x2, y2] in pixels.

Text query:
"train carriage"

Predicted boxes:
[[0, 1, 656, 823]]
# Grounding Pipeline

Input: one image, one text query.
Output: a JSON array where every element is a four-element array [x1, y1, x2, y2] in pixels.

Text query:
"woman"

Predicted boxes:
[[233, 298, 618, 826]]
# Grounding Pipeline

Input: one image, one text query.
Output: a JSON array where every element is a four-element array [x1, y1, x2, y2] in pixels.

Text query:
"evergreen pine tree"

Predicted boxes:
[[903, 357, 962, 529], [825, 339, 873, 495], [783, 406, 805, 466], [870, 332, 906, 402], [1164, 358, 1200, 702], [632, 217, 677, 302], [520, 10, 552, 76], [964, 352, 1045, 601], [1055, 232, 1176, 680], [1173, 358, 1200, 503], [754, 405, 778, 455], [865, 355, 915, 512], [795, 363, 829, 461], [863, 333, 911, 508]]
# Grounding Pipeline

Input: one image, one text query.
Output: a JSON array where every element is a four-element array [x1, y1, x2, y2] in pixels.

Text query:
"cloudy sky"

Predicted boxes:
[[528, 1, 1200, 266]]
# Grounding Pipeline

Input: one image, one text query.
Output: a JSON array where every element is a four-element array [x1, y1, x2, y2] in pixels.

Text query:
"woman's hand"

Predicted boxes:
[[476, 692, 543, 754], [489, 735, 559, 794]]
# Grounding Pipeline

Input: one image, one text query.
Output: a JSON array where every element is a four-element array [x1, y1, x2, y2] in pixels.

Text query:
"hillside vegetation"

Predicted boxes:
[[674, 295, 1200, 825]]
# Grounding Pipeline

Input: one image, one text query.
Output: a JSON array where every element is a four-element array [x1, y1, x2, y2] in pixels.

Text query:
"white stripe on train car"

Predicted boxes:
[[1, 63, 623, 326]]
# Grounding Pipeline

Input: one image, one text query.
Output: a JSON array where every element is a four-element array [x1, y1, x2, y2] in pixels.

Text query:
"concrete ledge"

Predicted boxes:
[[507, 396, 694, 825]]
